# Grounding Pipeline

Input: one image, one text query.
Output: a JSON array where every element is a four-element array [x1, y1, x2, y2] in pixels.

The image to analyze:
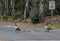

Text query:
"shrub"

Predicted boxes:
[[0, 16, 2, 19], [30, 8, 39, 23], [12, 10, 22, 20], [2, 13, 8, 20]]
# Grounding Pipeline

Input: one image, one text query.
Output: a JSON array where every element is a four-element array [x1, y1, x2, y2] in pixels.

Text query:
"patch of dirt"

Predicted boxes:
[[0, 15, 60, 25], [44, 15, 60, 25]]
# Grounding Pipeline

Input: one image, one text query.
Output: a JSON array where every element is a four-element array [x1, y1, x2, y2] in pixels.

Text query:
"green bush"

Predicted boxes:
[[30, 8, 39, 23], [2, 13, 8, 20], [12, 10, 22, 20], [0, 16, 2, 19], [44, 8, 50, 16]]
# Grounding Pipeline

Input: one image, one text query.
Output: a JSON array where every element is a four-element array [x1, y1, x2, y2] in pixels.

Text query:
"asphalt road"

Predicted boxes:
[[0, 23, 60, 41]]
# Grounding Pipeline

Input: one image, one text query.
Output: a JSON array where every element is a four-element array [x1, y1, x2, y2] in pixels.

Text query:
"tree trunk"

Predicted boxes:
[[11, 0, 14, 14], [5, 0, 11, 16], [0, 0, 5, 15], [24, 0, 29, 20], [0, 3, 2, 15], [39, 0, 44, 22]]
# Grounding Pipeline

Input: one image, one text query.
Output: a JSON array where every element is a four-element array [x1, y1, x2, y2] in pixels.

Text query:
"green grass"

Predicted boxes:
[[49, 24, 60, 29], [32, 24, 60, 29]]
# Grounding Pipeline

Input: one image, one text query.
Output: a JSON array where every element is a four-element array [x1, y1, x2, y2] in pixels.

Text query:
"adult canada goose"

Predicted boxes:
[[14, 23, 21, 32], [45, 23, 52, 32]]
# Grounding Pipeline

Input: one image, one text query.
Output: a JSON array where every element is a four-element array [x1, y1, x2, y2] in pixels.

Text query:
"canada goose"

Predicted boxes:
[[14, 23, 21, 32], [45, 23, 52, 32]]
